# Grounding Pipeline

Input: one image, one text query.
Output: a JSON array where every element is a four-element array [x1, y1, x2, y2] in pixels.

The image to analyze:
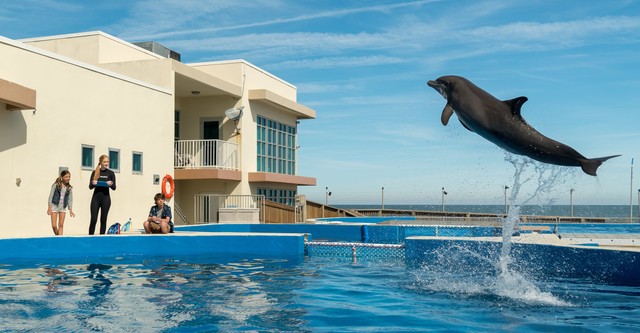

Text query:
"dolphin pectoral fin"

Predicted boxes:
[[503, 96, 528, 116], [441, 104, 455, 126], [579, 155, 621, 176]]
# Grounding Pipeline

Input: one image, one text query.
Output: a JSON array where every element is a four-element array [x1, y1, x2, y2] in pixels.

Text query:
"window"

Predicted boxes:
[[132, 151, 143, 174], [109, 148, 120, 172], [258, 188, 297, 206], [81, 145, 94, 169], [257, 116, 296, 175], [175, 110, 180, 140]]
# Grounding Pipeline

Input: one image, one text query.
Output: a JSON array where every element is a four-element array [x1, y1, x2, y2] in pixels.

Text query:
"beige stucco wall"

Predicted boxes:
[[191, 60, 298, 101], [22, 32, 161, 66], [0, 36, 173, 238]]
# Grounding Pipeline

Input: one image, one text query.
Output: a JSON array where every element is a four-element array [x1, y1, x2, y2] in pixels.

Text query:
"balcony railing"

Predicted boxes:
[[194, 194, 265, 224], [174, 139, 239, 170]]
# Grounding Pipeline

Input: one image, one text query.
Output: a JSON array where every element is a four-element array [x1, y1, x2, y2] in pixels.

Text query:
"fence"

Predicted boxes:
[[193, 194, 264, 224], [174, 139, 239, 170]]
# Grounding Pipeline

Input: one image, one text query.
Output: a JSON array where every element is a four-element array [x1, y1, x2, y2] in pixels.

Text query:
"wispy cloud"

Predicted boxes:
[[270, 55, 405, 70], [459, 16, 640, 49], [121, 0, 442, 40], [167, 31, 389, 54]]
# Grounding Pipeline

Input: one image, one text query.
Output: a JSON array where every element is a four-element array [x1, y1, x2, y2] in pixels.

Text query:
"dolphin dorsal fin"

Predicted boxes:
[[441, 104, 455, 126], [503, 96, 528, 116]]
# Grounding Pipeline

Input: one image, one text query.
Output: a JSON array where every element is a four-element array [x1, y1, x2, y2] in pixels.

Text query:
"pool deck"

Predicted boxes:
[[407, 232, 640, 252]]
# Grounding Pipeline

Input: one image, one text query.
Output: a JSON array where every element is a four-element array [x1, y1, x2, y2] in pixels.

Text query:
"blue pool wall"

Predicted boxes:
[[405, 237, 640, 285], [175, 223, 504, 243], [1, 219, 638, 286], [0, 233, 305, 261]]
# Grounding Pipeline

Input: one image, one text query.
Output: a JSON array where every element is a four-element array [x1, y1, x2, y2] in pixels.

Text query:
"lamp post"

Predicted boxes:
[[570, 188, 575, 217], [381, 186, 385, 210], [441, 187, 447, 212], [503, 185, 509, 215], [325, 187, 331, 206]]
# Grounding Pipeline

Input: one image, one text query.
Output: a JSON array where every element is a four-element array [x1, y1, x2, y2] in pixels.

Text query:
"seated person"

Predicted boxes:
[[143, 193, 173, 234]]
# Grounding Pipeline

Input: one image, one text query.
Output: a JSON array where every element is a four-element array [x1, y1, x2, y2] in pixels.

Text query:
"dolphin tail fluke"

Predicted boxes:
[[579, 155, 621, 176]]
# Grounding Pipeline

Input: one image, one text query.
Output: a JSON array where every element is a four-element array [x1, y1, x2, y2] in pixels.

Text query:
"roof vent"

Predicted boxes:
[[133, 41, 181, 61]]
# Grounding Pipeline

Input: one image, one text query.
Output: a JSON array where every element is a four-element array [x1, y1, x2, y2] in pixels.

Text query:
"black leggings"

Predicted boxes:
[[89, 193, 111, 235]]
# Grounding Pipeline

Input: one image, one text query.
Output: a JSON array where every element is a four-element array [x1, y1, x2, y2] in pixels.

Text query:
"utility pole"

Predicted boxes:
[[630, 158, 634, 223], [570, 188, 575, 217], [503, 185, 509, 215], [441, 187, 447, 212]]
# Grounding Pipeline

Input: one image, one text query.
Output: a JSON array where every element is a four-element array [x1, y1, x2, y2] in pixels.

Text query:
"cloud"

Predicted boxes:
[[459, 16, 640, 48], [269, 55, 405, 70], [121, 0, 442, 40], [296, 82, 360, 94]]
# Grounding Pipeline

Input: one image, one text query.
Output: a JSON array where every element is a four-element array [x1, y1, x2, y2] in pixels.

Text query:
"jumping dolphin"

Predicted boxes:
[[427, 75, 619, 176]]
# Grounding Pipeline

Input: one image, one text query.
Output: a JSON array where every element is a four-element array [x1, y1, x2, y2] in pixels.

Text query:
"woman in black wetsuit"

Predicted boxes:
[[88, 154, 116, 235]]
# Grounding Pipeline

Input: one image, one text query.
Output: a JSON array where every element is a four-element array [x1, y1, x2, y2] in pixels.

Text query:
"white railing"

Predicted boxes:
[[174, 139, 239, 170], [194, 194, 265, 224]]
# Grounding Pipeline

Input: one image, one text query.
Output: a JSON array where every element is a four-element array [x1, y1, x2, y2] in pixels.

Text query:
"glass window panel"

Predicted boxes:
[[81, 145, 94, 169], [108, 149, 120, 172], [132, 152, 143, 173]]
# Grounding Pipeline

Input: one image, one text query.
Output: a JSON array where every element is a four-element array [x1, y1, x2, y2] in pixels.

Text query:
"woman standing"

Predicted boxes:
[[47, 170, 75, 235], [88, 155, 116, 235]]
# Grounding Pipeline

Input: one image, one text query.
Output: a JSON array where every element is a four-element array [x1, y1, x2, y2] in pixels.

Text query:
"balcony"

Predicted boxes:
[[174, 139, 241, 181]]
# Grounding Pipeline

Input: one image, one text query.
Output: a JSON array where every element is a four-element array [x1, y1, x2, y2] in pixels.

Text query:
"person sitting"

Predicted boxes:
[[143, 193, 173, 234]]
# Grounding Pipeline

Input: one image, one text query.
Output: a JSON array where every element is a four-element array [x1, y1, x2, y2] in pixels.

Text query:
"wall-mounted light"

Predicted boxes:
[[16, 178, 21, 187], [191, 90, 200, 96]]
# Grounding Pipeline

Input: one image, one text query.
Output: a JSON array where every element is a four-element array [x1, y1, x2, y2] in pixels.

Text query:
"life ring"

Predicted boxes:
[[162, 174, 175, 200]]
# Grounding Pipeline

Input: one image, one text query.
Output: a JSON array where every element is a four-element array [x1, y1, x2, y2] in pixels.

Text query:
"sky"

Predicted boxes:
[[2, 0, 639, 206]]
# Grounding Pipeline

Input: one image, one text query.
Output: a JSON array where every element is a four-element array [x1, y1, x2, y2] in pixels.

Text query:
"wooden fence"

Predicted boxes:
[[263, 200, 360, 223]]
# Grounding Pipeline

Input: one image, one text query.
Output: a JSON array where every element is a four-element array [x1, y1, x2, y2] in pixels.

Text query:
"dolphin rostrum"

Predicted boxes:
[[427, 75, 619, 176]]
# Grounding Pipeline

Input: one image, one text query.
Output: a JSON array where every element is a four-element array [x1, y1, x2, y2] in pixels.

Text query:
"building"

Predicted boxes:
[[0, 31, 316, 237]]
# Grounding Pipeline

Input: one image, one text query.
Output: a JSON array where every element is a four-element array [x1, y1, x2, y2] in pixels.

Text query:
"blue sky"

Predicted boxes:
[[2, 0, 639, 206]]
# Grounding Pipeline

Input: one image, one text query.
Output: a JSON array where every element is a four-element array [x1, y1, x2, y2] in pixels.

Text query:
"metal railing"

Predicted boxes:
[[174, 139, 239, 170], [194, 194, 265, 224], [173, 202, 190, 225], [305, 241, 405, 262]]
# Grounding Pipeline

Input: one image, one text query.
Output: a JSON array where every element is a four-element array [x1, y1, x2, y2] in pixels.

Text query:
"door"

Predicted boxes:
[[202, 120, 219, 166]]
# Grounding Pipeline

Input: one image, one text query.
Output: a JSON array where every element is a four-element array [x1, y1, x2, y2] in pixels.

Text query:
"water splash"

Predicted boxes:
[[413, 154, 576, 306], [496, 153, 575, 306]]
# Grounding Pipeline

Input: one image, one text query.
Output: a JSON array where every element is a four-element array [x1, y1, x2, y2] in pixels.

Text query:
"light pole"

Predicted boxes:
[[381, 186, 385, 210], [570, 188, 575, 217], [325, 187, 331, 206], [441, 187, 447, 212], [503, 185, 509, 215]]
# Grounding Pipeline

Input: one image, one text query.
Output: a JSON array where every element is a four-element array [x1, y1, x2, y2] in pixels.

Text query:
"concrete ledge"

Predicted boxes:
[[0, 78, 36, 110], [0, 232, 305, 260]]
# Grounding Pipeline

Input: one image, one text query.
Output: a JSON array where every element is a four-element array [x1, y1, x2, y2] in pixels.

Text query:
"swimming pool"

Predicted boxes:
[[1, 222, 639, 332], [1, 253, 639, 332]]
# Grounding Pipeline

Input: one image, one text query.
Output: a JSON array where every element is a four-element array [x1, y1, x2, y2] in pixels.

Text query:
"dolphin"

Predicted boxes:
[[427, 75, 619, 176]]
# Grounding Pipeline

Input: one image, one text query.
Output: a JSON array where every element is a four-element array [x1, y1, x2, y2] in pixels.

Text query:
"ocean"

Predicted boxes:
[[335, 204, 639, 221]]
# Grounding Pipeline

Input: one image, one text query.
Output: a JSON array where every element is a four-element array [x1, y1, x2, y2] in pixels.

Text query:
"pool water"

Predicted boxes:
[[1, 254, 639, 332]]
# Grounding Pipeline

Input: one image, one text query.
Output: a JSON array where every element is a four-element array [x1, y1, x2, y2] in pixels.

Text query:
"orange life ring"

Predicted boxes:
[[162, 174, 175, 199]]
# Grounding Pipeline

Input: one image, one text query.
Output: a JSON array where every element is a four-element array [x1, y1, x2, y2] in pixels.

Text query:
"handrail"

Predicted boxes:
[[174, 139, 239, 170], [193, 194, 265, 224]]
